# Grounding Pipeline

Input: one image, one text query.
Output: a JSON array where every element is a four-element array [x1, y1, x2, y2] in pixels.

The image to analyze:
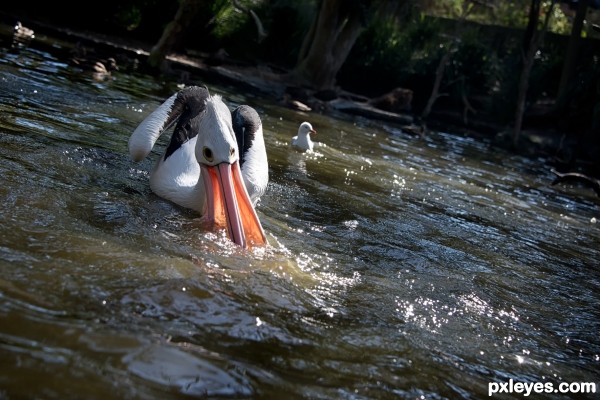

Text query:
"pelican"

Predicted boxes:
[[291, 121, 317, 152], [128, 86, 268, 248]]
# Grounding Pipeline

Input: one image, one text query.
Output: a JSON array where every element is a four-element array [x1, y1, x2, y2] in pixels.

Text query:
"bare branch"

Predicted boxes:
[[232, 0, 268, 43]]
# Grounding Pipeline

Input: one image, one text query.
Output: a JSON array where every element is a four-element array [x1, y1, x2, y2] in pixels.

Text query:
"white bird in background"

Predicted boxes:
[[128, 86, 268, 248], [291, 121, 317, 152]]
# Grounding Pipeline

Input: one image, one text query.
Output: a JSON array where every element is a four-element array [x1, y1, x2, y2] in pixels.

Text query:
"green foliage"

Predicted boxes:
[[337, 0, 574, 121], [202, 0, 317, 65], [529, 38, 565, 97], [204, 0, 265, 59], [338, 14, 442, 96], [444, 28, 496, 99], [423, 0, 570, 34], [210, 0, 248, 40], [260, 0, 317, 66], [106, 0, 177, 40], [114, 4, 143, 31], [8, 0, 582, 130]]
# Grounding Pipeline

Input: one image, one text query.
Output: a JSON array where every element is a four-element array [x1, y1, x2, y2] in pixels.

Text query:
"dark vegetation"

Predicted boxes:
[[2, 0, 600, 188]]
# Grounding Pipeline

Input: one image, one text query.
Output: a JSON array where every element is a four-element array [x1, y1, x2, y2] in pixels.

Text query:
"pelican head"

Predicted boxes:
[[128, 86, 267, 248], [195, 95, 266, 247]]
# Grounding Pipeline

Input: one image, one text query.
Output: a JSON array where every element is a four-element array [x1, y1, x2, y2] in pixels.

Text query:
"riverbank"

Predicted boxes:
[[2, 12, 598, 183]]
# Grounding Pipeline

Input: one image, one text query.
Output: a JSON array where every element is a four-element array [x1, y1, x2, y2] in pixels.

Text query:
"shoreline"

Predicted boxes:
[[2, 13, 597, 179]]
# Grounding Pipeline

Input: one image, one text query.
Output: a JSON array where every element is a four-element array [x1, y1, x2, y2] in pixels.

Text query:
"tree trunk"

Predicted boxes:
[[290, 0, 366, 90], [419, 0, 479, 123], [556, 0, 590, 107], [296, 3, 319, 65], [147, 0, 205, 72], [421, 48, 453, 120], [513, 40, 537, 147], [513, 0, 556, 147], [522, 0, 541, 56]]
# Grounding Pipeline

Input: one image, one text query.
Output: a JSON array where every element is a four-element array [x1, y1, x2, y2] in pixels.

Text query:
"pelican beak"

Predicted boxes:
[[201, 162, 266, 248], [310, 128, 317, 135]]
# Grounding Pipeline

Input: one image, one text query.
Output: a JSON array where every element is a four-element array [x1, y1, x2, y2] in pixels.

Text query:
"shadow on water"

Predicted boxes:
[[0, 29, 599, 399]]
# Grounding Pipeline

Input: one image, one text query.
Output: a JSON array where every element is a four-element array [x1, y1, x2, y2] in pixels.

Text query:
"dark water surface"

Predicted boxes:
[[1, 32, 599, 400]]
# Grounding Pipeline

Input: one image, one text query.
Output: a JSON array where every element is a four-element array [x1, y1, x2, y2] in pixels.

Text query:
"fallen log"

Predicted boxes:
[[551, 169, 600, 197]]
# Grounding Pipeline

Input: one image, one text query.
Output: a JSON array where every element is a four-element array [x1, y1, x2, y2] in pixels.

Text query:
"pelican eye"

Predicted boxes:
[[230, 147, 235, 157], [203, 147, 213, 162]]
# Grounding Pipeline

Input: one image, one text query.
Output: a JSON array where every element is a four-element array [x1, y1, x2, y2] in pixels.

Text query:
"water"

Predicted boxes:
[[1, 31, 599, 400]]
